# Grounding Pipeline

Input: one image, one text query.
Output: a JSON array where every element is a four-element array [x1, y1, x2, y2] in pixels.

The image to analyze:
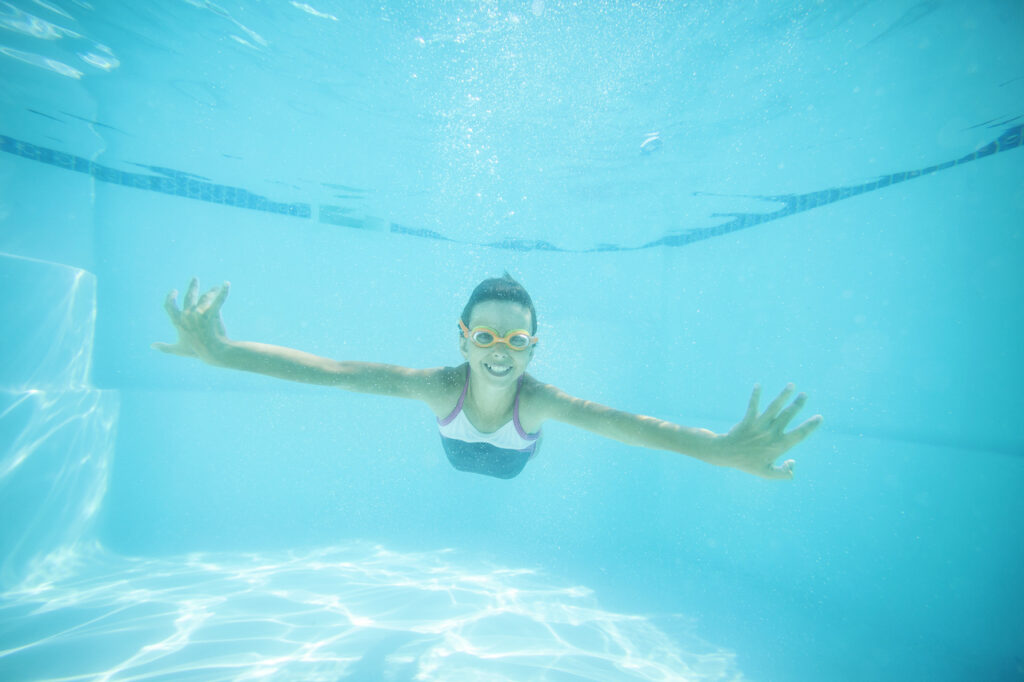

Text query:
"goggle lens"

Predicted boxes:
[[471, 330, 495, 345]]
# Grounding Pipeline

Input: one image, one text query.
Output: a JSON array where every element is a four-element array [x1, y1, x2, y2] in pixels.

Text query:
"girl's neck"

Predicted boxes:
[[466, 366, 518, 419]]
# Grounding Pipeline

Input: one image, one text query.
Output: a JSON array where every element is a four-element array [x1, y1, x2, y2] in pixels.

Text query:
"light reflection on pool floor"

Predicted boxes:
[[0, 543, 742, 681]]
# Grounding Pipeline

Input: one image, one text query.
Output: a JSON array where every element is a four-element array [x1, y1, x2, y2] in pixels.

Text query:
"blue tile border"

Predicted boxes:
[[2, 124, 1020, 252], [0, 135, 311, 218], [639, 124, 1022, 251]]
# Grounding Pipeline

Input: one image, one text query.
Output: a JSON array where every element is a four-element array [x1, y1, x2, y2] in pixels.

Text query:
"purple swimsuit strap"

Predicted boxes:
[[437, 366, 470, 427], [512, 375, 537, 440]]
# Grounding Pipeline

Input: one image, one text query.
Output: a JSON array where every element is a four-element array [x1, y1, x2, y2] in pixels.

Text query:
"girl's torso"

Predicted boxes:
[[431, 363, 546, 435], [436, 365, 541, 480]]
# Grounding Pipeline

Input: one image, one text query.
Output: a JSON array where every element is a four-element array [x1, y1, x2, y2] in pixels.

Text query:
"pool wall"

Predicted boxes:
[[2, 132, 1023, 679], [0, 254, 117, 589]]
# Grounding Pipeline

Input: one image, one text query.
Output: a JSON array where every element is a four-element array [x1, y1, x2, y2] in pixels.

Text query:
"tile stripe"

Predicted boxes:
[[2, 123, 1020, 252]]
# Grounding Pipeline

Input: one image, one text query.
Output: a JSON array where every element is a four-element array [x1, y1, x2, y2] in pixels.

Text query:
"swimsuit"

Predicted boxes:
[[437, 366, 541, 479]]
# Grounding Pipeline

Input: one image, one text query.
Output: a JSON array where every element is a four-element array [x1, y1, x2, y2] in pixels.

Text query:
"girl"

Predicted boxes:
[[154, 274, 822, 480]]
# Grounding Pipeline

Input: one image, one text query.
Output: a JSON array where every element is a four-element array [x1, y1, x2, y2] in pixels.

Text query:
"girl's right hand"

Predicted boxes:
[[152, 277, 231, 364]]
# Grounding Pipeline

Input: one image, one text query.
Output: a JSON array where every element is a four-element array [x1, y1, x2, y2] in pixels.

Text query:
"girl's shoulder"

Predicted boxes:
[[422, 364, 468, 417], [517, 373, 565, 431], [412, 363, 465, 388], [520, 372, 561, 401]]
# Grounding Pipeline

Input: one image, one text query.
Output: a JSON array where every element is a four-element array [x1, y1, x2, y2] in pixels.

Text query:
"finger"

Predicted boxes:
[[196, 287, 218, 313], [163, 288, 180, 317], [773, 392, 808, 432], [210, 281, 230, 314], [763, 459, 796, 481], [150, 342, 194, 357], [197, 282, 230, 315], [743, 384, 762, 423], [183, 277, 199, 309], [760, 383, 795, 422], [783, 415, 824, 447], [163, 290, 182, 325]]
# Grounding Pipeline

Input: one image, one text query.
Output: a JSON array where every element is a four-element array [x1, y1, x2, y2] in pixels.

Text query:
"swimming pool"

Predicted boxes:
[[2, 1, 1022, 680]]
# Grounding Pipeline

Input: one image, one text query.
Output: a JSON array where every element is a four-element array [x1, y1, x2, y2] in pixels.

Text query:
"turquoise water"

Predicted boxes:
[[2, 1, 1023, 680]]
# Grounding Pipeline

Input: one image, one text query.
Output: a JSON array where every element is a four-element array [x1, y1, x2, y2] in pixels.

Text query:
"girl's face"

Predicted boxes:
[[459, 299, 535, 384]]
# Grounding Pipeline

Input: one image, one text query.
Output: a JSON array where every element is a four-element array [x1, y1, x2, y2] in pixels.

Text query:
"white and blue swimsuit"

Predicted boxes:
[[437, 366, 541, 479]]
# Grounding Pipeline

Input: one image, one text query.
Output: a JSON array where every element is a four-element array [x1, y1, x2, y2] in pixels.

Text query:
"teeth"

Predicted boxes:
[[485, 363, 511, 376]]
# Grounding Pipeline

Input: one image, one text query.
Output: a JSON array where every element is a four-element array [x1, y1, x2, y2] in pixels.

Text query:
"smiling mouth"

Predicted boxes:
[[483, 362, 513, 377]]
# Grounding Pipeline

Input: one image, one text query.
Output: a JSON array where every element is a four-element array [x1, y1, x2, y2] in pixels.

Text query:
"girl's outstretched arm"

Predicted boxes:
[[153, 278, 452, 406], [534, 382, 822, 480]]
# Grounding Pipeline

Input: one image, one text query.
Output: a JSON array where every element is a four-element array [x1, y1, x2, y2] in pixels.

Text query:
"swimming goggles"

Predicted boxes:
[[459, 319, 538, 351]]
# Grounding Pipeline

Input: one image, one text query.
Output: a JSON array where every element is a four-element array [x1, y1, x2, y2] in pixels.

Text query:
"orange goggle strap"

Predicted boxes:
[[459, 319, 538, 349]]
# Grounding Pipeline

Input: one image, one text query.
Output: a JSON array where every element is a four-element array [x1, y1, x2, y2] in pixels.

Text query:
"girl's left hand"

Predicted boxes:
[[712, 384, 823, 480]]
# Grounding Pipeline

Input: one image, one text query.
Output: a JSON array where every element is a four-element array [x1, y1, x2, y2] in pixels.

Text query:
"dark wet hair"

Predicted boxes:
[[460, 273, 537, 334]]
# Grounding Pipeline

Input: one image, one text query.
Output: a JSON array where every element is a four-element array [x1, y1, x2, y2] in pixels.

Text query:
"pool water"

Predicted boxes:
[[2, 1, 1023, 680]]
